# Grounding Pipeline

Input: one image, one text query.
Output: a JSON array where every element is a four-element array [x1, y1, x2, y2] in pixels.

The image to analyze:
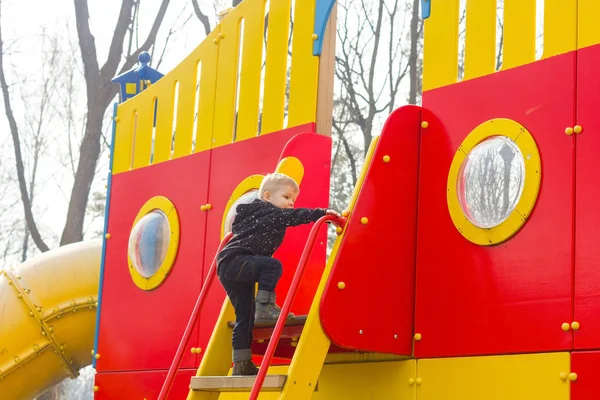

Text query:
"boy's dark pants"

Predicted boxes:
[[217, 250, 282, 361]]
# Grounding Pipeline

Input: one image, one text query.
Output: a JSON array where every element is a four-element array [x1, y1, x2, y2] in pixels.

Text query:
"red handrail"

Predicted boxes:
[[249, 215, 346, 400], [157, 232, 234, 400]]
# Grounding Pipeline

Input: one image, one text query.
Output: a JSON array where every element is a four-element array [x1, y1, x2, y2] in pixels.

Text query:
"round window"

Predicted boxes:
[[223, 190, 258, 234], [457, 136, 525, 228], [128, 210, 170, 279]]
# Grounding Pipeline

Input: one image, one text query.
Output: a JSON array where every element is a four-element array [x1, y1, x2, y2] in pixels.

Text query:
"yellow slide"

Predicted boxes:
[[0, 239, 101, 400]]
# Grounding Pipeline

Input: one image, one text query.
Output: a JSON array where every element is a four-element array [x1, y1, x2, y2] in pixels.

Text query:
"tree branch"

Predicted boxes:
[[191, 0, 212, 36], [99, 0, 136, 80], [115, 0, 171, 78], [0, 2, 49, 253], [73, 0, 101, 91]]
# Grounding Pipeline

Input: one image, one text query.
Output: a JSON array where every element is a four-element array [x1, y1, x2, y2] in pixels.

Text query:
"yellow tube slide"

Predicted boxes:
[[0, 239, 101, 400]]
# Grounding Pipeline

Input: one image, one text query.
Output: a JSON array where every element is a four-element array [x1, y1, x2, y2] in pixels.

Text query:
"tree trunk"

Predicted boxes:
[[61, 0, 170, 246], [408, 0, 420, 105], [60, 97, 106, 245]]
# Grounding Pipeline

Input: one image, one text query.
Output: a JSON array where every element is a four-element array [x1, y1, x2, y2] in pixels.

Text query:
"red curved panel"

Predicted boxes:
[[320, 105, 421, 355]]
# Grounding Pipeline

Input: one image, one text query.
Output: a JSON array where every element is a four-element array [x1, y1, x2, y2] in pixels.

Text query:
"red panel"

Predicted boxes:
[[415, 53, 575, 358], [571, 351, 600, 400], [94, 369, 195, 400], [574, 44, 600, 350], [198, 126, 331, 351], [320, 106, 421, 355], [97, 153, 210, 371]]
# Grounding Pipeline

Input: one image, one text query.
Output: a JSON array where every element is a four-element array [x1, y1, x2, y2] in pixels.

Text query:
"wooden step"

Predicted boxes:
[[190, 375, 287, 392]]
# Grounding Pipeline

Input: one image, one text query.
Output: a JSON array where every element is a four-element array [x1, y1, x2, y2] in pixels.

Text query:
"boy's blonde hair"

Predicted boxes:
[[258, 173, 299, 199]]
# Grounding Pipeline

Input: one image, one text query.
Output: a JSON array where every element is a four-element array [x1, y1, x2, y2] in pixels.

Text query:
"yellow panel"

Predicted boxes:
[[112, 26, 221, 172], [578, 0, 600, 49], [195, 29, 220, 153], [132, 97, 154, 169], [313, 361, 416, 400], [422, 0, 459, 91], [261, 0, 291, 134], [463, 0, 496, 80], [287, 0, 319, 127], [212, 12, 242, 147], [417, 353, 570, 400], [216, 362, 415, 400], [172, 69, 197, 159], [543, 0, 576, 59], [112, 103, 136, 173], [234, 0, 265, 141], [502, 0, 535, 70]]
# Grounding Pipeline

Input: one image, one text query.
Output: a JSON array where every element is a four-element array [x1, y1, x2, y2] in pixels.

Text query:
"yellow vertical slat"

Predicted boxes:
[[261, 0, 290, 134], [132, 97, 154, 169], [423, 0, 459, 91], [464, 0, 496, 80], [542, 0, 576, 59], [153, 82, 176, 164], [502, 0, 535, 70], [172, 70, 196, 158], [233, 0, 265, 141], [287, 0, 319, 127], [212, 13, 242, 148], [195, 29, 220, 153], [112, 104, 135, 174], [578, 0, 600, 49]]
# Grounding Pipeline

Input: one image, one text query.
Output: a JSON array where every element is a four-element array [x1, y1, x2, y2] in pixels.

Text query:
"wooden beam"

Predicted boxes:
[[190, 375, 287, 392], [315, 2, 338, 137]]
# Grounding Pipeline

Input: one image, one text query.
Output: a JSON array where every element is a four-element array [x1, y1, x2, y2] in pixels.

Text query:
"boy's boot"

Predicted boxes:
[[255, 290, 282, 324], [232, 349, 258, 376], [269, 291, 295, 318]]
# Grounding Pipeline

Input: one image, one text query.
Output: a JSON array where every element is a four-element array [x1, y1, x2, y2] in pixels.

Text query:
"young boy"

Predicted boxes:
[[217, 173, 340, 375]]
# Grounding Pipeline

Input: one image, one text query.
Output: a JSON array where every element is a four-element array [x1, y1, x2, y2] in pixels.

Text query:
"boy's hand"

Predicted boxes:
[[326, 209, 342, 218]]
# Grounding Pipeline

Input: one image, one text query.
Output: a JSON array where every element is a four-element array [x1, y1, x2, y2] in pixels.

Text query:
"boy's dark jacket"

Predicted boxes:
[[220, 199, 326, 257]]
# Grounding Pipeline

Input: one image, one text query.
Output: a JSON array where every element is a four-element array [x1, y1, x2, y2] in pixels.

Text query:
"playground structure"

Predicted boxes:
[[2, 0, 600, 398]]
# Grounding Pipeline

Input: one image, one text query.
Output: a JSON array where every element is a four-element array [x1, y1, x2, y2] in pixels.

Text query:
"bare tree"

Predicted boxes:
[[0, 2, 49, 252], [0, 0, 172, 256], [17, 33, 67, 261], [334, 0, 419, 159]]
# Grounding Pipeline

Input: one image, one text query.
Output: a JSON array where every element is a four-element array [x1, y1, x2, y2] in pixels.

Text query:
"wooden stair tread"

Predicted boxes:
[[227, 315, 307, 329], [190, 375, 287, 392]]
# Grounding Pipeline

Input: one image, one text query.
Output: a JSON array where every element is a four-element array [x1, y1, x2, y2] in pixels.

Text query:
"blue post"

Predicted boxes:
[[421, 0, 431, 19]]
